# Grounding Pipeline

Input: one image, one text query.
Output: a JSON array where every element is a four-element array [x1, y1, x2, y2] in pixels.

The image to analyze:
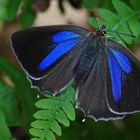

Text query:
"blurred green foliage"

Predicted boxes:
[[82, 0, 101, 9], [0, 0, 140, 140], [0, 0, 35, 28], [0, 58, 38, 139], [0, 110, 13, 140], [89, 0, 140, 45]]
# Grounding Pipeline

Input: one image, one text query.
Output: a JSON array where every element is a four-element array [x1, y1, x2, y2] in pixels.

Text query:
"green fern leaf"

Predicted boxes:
[[30, 85, 76, 140], [61, 99, 75, 121], [29, 128, 44, 139], [34, 110, 54, 120], [31, 120, 49, 129], [35, 98, 59, 110], [112, 0, 140, 36], [45, 130, 56, 140], [50, 120, 62, 136], [31, 138, 40, 140], [55, 110, 70, 127]]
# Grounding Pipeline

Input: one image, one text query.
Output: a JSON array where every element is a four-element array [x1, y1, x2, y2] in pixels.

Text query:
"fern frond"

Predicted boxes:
[[29, 85, 76, 140]]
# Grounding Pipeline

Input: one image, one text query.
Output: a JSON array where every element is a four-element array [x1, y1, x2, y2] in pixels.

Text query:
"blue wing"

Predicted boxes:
[[11, 25, 89, 79], [107, 40, 140, 114], [108, 49, 132, 103], [38, 31, 81, 71]]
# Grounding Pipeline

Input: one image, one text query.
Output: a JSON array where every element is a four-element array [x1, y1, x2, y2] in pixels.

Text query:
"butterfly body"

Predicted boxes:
[[11, 25, 140, 121], [74, 34, 105, 83]]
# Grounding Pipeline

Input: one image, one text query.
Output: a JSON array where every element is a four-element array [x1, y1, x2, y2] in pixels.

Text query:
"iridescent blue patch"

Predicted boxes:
[[108, 49, 132, 102], [108, 53, 122, 102], [38, 38, 80, 71], [52, 31, 80, 43], [37, 31, 81, 71], [110, 49, 132, 73]]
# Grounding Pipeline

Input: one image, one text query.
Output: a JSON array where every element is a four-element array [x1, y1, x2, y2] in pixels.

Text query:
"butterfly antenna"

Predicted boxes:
[[108, 30, 136, 38], [89, 11, 99, 28]]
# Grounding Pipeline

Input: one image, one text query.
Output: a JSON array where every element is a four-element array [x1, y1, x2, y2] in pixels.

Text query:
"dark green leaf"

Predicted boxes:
[[0, 0, 8, 19], [129, 0, 140, 10], [5, 0, 21, 21], [68, 0, 82, 9], [0, 80, 21, 125], [0, 58, 37, 128], [20, 0, 36, 28], [88, 16, 103, 28], [0, 110, 13, 140], [98, 5, 140, 44], [112, 0, 140, 37], [98, 8, 120, 28], [82, 0, 101, 9], [98, 8, 128, 44], [112, 0, 134, 17], [0, 0, 21, 21], [58, 0, 65, 13], [20, 8, 36, 29]]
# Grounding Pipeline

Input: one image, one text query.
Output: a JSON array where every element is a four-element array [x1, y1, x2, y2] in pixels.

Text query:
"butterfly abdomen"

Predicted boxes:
[[74, 55, 95, 84]]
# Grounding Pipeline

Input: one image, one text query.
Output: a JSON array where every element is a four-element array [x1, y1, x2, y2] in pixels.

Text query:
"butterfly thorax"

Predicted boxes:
[[94, 25, 106, 37], [74, 33, 105, 84]]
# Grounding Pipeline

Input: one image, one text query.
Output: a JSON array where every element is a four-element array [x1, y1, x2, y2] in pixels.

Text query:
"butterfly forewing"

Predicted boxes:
[[11, 25, 89, 79]]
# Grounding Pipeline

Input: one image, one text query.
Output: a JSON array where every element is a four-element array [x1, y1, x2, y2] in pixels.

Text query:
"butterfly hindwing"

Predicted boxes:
[[107, 40, 140, 114], [11, 25, 89, 79]]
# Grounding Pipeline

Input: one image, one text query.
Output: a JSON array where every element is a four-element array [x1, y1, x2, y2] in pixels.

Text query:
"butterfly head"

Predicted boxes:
[[95, 24, 106, 37]]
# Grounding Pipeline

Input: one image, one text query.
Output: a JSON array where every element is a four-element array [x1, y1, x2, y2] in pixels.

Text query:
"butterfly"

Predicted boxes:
[[10, 24, 140, 121]]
